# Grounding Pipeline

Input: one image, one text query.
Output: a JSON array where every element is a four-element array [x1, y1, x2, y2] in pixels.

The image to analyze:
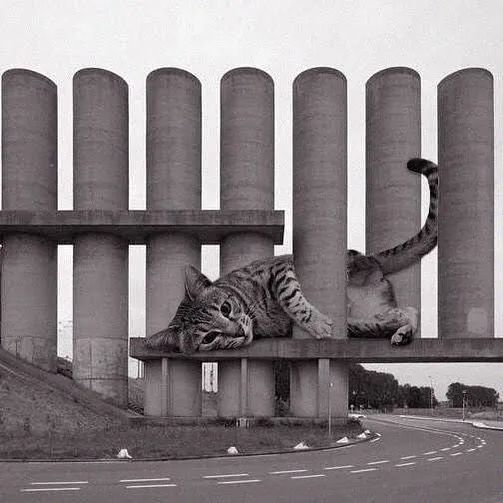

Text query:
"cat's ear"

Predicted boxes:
[[184, 265, 212, 301]]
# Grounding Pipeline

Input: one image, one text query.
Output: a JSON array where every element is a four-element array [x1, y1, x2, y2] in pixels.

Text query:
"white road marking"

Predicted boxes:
[[395, 462, 416, 467], [120, 478, 171, 483], [370, 437, 381, 443], [324, 465, 354, 470], [428, 456, 444, 461], [217, 479, 261, 485], [269, 469, 308, 475], [21, 488, 81, 492], [126, 484, 177, 489], [450, 452, 463, 457], [350, 468, 378, 474], [423, 451, 437, 455], [466, 448, 476, 452], [400, 455, 416, 460], [291, 474, 325, 480], [367, 460, 390, 465], [30, 481, 88, 485], [440, 447, 451, 451], [204, 473, 249, 479]]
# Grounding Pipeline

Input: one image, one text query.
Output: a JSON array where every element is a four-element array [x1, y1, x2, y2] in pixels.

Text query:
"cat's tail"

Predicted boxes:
[[370, 158, 438, 275]]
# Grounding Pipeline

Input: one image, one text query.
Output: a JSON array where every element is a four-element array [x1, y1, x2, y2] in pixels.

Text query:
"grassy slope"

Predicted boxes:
[[0, 360, 123, 434]]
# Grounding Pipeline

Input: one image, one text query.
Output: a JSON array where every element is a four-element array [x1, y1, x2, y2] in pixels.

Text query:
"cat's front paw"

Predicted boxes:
[[239, 314, 254, 345], [306, 311, 333, 339]]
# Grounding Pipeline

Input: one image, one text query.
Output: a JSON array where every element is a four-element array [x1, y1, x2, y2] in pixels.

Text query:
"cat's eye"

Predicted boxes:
[[220, 301, 232, 318]]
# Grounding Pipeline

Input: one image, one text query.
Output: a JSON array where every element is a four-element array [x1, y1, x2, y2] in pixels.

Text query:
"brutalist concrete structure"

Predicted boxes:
[[73, 69, 129, 407], [438, 69, 494, 339], [144, 68, 202, 416], [366, 68, 421, 329], [0, 66, 500, 420], [218, 68, 276, 417], [1, 70, 58, 372], [291, 68, 348, 418]]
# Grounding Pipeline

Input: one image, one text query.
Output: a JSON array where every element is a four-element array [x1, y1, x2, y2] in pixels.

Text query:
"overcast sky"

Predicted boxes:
[[1, 0, 501, 400]]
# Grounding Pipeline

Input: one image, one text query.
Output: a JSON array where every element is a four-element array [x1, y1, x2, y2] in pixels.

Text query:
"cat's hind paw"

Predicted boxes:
[[391, 325, 414, 346]]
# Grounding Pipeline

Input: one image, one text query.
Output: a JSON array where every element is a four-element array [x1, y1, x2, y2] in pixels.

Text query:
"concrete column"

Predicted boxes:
[[291, 68, 347, 418], [218, 68, 275, 418], [366, 68, 421, 325], [438, 69, 494, 338], [1, 70, 58, 371], [73, 69, 129, 407], [145, 68, 202, 416]]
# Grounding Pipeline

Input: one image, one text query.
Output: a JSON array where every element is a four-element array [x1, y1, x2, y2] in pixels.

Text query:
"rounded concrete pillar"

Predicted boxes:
[[218, 68, 275, 418], [438, 69, 494, 338], [145, 68, 202, 417], [366, 68, 421, 324], [291, 68, 347, 418], [1, 69, 58, 371], [73, 69, 129, 406]]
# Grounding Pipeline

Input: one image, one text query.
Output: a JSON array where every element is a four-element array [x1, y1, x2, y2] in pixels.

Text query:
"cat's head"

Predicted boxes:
[[144, 266, 253, 354]]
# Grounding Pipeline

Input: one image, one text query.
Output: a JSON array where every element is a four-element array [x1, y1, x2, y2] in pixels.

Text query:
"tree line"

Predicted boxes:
[[274, 362, 499, 412], [446, 382, 499, 408], [348, 363, 437, 410]]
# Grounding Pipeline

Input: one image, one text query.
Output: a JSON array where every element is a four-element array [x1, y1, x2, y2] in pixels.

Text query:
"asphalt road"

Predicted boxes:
[[1, 415, 501, 503]]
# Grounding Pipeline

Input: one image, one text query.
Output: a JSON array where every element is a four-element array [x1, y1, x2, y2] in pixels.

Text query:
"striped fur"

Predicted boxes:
[[145, 158, 438, 353]]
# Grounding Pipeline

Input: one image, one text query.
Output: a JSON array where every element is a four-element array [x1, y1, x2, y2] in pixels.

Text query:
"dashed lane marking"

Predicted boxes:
[[450, 452, 463, 457], [427, 457, 444, 461], [217, 480, 261, 485], [203, 473, 249, 479], [395, 462, 416, 467], [400, 455, 416, 460], [466, 448, 476, 452], [424, 451, 437, 455], [269, 469, 308, 475], [324, 465, 354, 470], [367, 460, 390, 465], [120, 478, 170, 483], [440, 447, 451, 451], [125, 484, 177, 489], [290, 474, 325, 480], [30, 481, 88, 485], [21, 488, 81, 492], [350, 468, 378, 474]]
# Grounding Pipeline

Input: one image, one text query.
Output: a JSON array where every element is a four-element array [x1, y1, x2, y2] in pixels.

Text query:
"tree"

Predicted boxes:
[[447, 382, 499, 408]]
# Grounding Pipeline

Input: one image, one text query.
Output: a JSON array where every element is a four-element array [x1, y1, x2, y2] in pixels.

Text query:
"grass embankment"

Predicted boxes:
[[0, 358, 363, 460], [0, 422, 363, 460]]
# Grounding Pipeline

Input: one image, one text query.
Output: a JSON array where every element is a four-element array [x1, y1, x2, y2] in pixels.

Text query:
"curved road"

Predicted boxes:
[[1, 415, 501, 502]]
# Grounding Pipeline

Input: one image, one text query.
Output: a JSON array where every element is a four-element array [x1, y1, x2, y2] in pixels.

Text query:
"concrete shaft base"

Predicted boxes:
[[290, 359, 348, 418], [144, 358, 202, 417], [1, 234, 57, 372], [73, 234, 128, 407], [217, 359, 275, 417]]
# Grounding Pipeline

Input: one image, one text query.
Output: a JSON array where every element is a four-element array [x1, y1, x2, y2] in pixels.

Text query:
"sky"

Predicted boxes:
[[0, 0, 501, 400]]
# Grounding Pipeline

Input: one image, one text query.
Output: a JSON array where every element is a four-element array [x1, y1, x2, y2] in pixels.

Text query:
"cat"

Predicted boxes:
[[145, 158, 438, 354]]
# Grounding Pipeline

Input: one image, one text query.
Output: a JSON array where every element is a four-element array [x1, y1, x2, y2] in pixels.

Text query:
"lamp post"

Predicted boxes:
[[462, 390, 467, 421], [328, 381, 334, 439], [428, 375, 434, 415]]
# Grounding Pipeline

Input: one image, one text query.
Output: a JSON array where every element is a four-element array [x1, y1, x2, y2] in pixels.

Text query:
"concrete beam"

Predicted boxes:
[[130, 337, 503, 363], [0, 209, 284, 244]]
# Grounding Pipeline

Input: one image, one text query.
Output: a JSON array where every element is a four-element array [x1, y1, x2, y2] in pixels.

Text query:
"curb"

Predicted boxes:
[[0, 432, 374, 464], [398, 415, 503, 431]]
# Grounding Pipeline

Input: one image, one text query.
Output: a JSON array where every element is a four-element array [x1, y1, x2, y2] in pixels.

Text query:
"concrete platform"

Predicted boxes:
[[130, 337, 503, 363], [0, 209, 284, 244]]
